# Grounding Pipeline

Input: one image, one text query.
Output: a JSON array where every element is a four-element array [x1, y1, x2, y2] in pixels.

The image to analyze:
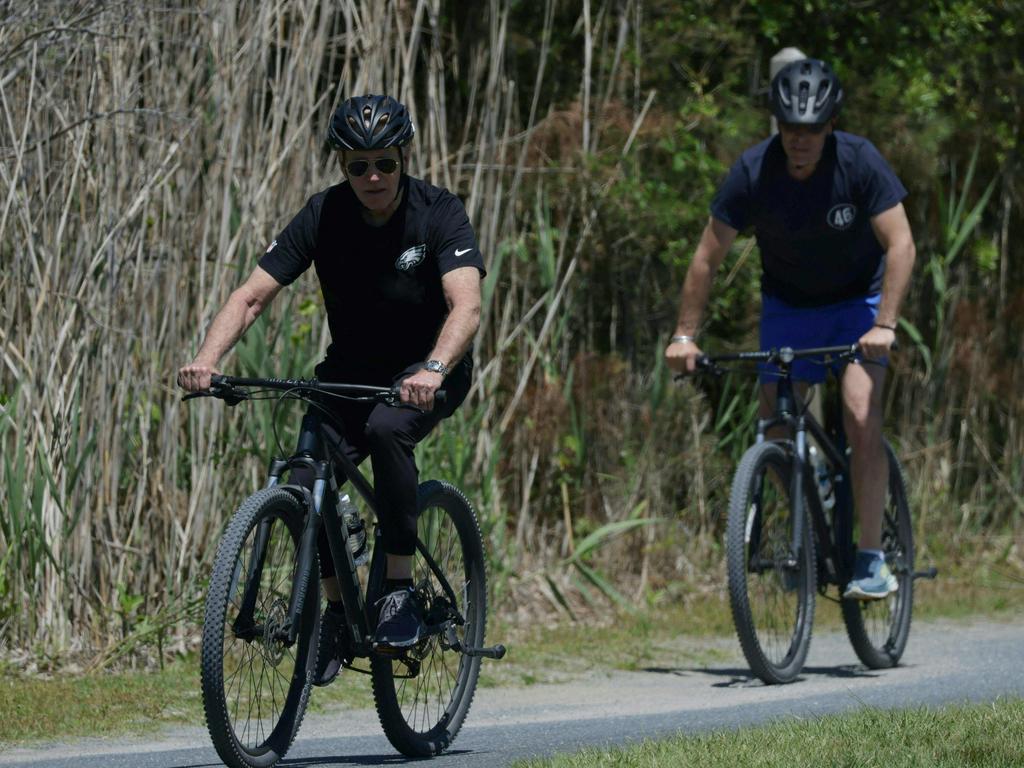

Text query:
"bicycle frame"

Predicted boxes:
[[705, 345, 861, 589], [757, 371, 851, 588], [219, 380, 467, 659]]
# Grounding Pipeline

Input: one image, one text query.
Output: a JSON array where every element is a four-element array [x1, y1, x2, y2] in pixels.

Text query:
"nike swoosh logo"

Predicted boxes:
[[454, 247, 472, 257]]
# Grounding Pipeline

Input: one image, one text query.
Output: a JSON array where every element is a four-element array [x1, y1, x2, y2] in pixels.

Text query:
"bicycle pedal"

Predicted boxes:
[[459, 643, 507, 660], [372, 643, 406, 657]]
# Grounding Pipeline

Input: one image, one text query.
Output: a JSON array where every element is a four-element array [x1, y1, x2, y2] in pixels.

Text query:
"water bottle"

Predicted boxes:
[[808, 445, 835, 511], [338, 493, 369, 566]]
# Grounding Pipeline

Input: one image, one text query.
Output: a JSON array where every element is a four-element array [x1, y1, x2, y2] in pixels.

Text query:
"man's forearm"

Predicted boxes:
[[193, 290, 264, 366], [876, 242, 916, 327], [674, 256, 716, 336], [427, 304, 481, 368]]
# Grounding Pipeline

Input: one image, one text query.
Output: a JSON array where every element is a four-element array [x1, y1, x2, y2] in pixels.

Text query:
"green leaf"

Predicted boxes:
[[566, 517, 661, 564], [897, 318, 933, 379], [572, 561, 632, 608]]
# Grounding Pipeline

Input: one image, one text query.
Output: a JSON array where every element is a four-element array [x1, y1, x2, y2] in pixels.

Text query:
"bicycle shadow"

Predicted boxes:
[[639, 665, 883, 687], [283, 753, 472, 766], [172, 751, 472, 768]]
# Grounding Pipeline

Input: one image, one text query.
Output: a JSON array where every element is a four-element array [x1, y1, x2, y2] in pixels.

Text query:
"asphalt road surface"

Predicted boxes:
[[2, 618, 1022, 768]]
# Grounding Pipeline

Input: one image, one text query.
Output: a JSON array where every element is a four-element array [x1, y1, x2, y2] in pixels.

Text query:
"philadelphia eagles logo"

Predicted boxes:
[[827, 203, 857, 230], [395, 244, 427, 272]]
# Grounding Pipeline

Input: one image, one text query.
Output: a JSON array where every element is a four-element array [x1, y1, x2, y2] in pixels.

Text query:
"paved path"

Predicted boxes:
[[2, 618, 1022, 767]]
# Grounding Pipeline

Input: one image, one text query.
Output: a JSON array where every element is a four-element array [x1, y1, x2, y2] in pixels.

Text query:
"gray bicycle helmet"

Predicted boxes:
[[770, 59, 843, 125], [326, 94, 415, 150]]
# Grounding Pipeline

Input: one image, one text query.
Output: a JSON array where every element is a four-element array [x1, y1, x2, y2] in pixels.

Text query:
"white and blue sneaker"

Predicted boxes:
[[843, 550, 898, 600]]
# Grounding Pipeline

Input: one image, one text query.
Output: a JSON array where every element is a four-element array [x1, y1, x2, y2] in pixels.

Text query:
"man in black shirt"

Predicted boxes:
[[178, 94, 485, 684]]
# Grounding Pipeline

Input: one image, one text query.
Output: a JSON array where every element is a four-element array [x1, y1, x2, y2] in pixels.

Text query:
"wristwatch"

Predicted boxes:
[[423, 359, 449, 377]]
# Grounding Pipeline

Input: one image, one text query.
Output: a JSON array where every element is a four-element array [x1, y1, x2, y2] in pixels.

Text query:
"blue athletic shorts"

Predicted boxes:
[[758, 293, 884, 384]]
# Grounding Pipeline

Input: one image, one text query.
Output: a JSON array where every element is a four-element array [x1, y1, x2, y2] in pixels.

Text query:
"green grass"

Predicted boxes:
[[512, 698, 1024, 767], [479, 601, 737, 690], [0, 662, 203, 745], [1, 552, 1020, 748], [0, 654, 377, 747]]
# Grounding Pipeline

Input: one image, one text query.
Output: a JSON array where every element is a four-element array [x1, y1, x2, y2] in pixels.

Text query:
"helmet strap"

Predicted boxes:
[[390, 148, 405, 207]]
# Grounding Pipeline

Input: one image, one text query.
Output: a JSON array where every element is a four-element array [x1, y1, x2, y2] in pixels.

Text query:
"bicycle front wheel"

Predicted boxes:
[[371, 480, 487, 757], [201, 488, 319, 768], [840, 440, 915, 668], [726, 441, 816, 684]]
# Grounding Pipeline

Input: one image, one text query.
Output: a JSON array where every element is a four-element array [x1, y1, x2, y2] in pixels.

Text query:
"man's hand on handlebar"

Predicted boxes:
[[177, 361, 221, 392], [400, 368, 444, 410], [857, 325, 897, 360], [665, 338, 705, 376]]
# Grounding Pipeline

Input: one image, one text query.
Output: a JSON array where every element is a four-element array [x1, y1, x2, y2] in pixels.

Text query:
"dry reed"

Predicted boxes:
[[0, 1, 1019, 660]]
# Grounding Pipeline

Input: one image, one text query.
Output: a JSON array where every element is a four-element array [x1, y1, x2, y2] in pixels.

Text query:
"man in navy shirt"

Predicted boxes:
[[665, 59, 916, 600], [178, 94, 485, 682]]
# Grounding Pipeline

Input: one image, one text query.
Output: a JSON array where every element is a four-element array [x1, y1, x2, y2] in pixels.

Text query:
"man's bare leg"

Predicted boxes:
[[841, 362, 887, 550]]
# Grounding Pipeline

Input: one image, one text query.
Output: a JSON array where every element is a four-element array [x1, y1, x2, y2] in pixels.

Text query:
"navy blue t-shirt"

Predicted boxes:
[[710, 131, 907, 306], [259, 175, 485, 384]]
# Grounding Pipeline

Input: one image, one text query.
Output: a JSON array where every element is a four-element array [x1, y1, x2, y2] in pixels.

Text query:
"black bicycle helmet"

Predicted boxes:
[[326, 94, 415, 150], [770, 59, 843, 125]]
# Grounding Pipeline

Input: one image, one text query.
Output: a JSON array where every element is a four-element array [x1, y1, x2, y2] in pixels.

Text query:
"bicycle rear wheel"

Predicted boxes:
[[371, 480, 487, 756], [201, 488, 319, 768], [840, 440, 914, 668], [726, 441, 816, 684]]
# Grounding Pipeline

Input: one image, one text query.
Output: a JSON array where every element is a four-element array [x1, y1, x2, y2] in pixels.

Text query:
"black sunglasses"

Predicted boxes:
[[346, 158, 399, 177], [779, 121, 829, 135]]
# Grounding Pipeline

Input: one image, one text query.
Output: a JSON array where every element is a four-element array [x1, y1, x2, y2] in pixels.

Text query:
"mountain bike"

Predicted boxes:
[[185, 374, 506, 767], [699, 345, 935, 684]]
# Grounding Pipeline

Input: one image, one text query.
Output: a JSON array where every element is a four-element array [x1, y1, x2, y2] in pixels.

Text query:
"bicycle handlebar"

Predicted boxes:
[[691, 341, 898, 378], [182, 375, 447, 407], [700, 343, 859, 367]]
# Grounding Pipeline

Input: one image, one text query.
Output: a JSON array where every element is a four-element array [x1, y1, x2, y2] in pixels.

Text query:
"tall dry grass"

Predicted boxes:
[[0, 0, 681, 656], [1, 1, 1020, 660]]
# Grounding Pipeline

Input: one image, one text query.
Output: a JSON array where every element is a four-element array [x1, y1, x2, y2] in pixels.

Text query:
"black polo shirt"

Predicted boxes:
[[259, 175, 485, 383]]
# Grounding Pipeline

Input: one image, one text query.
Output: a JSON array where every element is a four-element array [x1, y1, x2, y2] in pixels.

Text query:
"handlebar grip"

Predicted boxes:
[[434, 390, 447, 405]]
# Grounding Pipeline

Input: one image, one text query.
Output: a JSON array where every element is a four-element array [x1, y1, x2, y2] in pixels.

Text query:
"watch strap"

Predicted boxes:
[[424, 359, 449, 376]]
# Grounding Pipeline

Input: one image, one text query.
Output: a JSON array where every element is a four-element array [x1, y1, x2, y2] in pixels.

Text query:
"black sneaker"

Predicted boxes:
[[314, 606, 345, 687], [373, 588, 426, 649]]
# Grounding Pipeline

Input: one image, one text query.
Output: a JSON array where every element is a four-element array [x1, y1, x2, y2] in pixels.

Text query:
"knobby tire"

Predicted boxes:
[[726, 441, 816, 684], [201, 488, 319, 768]]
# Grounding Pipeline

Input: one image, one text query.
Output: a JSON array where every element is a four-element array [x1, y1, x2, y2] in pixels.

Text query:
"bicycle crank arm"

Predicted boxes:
[[913, 567, 938, 580]]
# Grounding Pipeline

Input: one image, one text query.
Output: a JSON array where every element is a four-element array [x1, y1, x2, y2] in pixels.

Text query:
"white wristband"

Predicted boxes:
[[671, 335, 695, 345]]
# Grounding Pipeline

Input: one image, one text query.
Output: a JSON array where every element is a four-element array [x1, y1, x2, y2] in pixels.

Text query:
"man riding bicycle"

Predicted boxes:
[[178, 94, 485, 684], [665, 58, 916, 601]]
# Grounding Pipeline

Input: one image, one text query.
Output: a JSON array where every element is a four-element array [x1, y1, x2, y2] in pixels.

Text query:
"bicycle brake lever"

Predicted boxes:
[[209, 383, 248, 406], [220, 389, 247, 406], [695, 356, 725, 377], [181, 388, 247, 405]]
